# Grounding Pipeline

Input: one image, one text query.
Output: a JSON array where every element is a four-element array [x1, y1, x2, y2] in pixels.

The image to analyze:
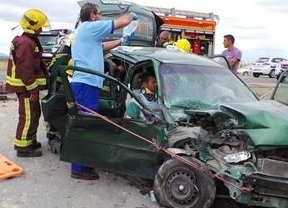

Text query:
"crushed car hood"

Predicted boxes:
[[187, 100, 288, 147]]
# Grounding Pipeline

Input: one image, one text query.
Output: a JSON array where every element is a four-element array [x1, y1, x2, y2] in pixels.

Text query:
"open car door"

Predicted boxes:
[[271, 70, 288, 105], [78, 0, 161, 46], [54, 64, 167, 180], [209, 54, 231, 70]]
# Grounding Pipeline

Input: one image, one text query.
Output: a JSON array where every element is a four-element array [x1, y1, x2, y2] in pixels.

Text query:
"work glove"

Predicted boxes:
[[130, 12, 138, 20], [121, 32, 135, 46]]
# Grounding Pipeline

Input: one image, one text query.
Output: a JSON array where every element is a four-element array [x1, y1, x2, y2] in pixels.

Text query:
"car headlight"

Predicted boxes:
[[223, 150, 251, 163]]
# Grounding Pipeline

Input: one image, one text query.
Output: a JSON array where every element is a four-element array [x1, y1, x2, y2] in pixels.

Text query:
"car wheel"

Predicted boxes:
[[153, 156, 216, 208], [253, 73, 260, 77], [243, 71, 249, 76], [269, 69, 275, 78]]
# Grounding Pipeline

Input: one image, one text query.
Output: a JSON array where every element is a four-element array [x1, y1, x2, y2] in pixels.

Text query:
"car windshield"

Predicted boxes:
[[159, 63, 257, 109], [38, 35, 58, 45]]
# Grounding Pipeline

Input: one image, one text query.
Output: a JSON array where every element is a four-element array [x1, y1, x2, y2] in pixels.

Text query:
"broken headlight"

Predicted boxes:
[[223, 151, 251, 164]]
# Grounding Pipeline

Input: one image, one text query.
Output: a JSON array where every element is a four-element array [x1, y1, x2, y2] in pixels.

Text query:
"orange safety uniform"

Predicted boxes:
[[6, 33, 48, 148]]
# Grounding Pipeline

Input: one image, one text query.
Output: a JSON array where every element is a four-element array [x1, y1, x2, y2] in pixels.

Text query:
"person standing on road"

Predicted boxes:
[[70, 2, 137, 180], [222, 34, 242, 74], [5, 9, 50, 157]]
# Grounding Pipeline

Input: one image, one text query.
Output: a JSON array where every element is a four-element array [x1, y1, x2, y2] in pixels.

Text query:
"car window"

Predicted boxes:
[[272, 72, 288, 105], [38, 35, 58, 52], [256, 57, 269, 63], [272, 58, 285, 63], [159, 63, 257, 109]]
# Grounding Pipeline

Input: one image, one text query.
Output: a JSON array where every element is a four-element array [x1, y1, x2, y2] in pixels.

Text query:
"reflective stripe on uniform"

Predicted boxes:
[[14, 97, 32, 147], [6, 75, 46, 88]]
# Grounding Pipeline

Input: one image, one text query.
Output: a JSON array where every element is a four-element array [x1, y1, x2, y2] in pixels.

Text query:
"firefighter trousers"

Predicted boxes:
[[14, 91, 41, 148]]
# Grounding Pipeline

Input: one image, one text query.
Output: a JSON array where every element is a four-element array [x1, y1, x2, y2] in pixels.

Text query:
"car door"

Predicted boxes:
[[78, 0, 161, 46], [271, 70, 288, 105], [60, 64, 167, 180], [209, 54, 231, 70]]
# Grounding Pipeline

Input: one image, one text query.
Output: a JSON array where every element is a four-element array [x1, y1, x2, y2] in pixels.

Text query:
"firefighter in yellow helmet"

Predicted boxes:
[[6, 9, 50, 157], [174, 39, 191, 53]]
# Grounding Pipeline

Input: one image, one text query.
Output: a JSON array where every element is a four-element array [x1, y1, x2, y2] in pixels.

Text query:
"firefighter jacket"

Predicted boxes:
[[6, 33, 48, 94]]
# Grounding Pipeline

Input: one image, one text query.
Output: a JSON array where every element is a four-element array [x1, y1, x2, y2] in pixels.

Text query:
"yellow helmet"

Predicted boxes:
[[20, 9, 50, 34], [174, 39, 191, 53]]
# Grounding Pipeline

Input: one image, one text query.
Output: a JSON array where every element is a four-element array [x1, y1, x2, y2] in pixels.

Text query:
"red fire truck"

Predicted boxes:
[[147, 6, 219, 56]]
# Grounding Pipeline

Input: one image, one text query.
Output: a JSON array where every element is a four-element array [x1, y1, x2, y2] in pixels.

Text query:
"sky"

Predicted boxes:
[[1, 0, 288, 62]]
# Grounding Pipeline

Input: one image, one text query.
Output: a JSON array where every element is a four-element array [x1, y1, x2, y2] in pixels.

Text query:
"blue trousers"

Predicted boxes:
[[71, 82, 101, 173]]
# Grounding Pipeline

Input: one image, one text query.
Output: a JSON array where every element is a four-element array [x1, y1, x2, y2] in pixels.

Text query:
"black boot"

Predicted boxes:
[[32, 141, 42, 149], [14, 141, 42, 157], [16, 149, 42, 157]]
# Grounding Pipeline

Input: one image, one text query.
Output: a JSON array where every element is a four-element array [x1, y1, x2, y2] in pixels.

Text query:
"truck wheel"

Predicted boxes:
[[153, 156, 215, 208], [269, 69, 275, 78]]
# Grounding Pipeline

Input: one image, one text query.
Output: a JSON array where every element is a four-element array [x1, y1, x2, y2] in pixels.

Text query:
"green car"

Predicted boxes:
[[41, 1, 288, 208]]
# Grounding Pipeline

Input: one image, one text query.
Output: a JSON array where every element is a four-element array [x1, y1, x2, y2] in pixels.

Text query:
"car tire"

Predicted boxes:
[[153, 156, 216, 208], [276, 75, 279, 80], [243, 71, 249, 76], [269, 69, 275, 78], [253, 73, 260, 77]]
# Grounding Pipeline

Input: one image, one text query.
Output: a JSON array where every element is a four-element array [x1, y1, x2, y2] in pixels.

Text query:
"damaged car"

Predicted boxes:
[[41, 0, 288, 208]]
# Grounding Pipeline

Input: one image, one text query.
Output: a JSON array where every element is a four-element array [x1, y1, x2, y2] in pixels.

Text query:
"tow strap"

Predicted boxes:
[[75, 102, 252, 192]]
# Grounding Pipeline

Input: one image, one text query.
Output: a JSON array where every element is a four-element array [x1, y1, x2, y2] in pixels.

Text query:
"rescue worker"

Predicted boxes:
[[174, 38, 191, 53], [155, 31, 173, 47], [6, 9, 50, 157], [70, 2, 137, 180]]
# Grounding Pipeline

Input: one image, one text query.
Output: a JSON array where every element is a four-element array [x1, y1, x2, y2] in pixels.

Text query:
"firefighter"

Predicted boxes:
[[6, 9, 50, 157], [174, 38, 191, 53]]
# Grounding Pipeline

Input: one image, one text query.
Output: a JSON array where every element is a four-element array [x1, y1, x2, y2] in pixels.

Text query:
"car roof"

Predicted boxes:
[[111, 46, 224, 67]]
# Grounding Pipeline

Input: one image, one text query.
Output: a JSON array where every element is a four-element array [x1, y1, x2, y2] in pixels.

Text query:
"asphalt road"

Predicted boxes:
[[0, 72, 276, 208]]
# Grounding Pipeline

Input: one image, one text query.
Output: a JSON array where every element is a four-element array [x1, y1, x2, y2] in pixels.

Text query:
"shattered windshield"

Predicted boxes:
[[159, 63, 257, 109]]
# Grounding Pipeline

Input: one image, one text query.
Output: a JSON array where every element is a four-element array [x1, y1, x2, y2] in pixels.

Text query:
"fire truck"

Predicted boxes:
[[147, 6, 219, 56]]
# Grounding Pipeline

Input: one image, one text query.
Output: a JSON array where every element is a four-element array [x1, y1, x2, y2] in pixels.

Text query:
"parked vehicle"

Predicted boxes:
[[275, 60, 288, 80], [41, 1, 288, 208], [251, 57, 287, 78], [38, 29, 72, 66], [237, 65, 251, 76], [146, 6, 219, 56]]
